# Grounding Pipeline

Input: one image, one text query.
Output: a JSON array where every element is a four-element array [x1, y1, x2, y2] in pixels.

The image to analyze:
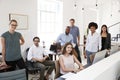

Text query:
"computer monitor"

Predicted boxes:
[[92, 49, 107, 64], [110, 46, 119, 55]]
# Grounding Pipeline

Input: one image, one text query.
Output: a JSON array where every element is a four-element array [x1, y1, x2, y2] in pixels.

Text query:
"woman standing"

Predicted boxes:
[[59, 42, 84, 75], [1, 19, 26, 71], [101, 25, 111, 57]]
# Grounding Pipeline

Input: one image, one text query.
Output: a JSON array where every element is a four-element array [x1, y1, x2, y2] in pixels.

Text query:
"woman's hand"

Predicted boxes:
[[77, 67, 84, 72], [80, 66, 84, 70], [0, 61, 7, 67], [72, 69, 78, 73]]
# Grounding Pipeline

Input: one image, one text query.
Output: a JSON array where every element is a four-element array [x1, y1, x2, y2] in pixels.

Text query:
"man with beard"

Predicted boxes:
[[57, 26, 74, 47]]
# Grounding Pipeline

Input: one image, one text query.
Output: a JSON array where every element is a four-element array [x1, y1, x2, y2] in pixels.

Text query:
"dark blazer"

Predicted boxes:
[[101, 33, 111, 50]]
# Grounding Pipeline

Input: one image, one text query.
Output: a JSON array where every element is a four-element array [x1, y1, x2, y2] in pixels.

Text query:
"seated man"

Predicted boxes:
[[56, 26, 74, 47], [27, 37, 55, 80]]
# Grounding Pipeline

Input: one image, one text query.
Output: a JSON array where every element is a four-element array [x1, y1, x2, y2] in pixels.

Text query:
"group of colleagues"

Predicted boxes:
[[56, 18, 111, 67], [0, 18, 111, 80]]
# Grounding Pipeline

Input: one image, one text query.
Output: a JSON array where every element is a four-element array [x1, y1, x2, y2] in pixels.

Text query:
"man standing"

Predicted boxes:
[[69, 18, 81, 63], [57, 26, 74, 47], [27, 37, 55, 80]]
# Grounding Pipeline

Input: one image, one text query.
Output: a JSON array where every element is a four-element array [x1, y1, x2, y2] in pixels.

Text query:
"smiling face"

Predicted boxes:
[[9, 20, 18, 32], [90, 26, 96, 33], [65, 27, 70, 35], [69, 19, 75, 26], [33, 38, 40, 47], [65, 44, 73, 54], [102, 26, 107, 33], [70, 20, 74, 26]]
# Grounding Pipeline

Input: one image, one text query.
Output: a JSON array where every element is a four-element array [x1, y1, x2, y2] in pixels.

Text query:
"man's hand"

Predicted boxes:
[[83, 52, 87, 59], [38, 59, 45, 62], [39, 56, 48, 62], [44, 56, 48, 60], [77, 41, 80, 46]]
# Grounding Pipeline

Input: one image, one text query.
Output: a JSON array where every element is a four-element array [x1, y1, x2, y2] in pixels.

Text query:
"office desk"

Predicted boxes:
[[59, 51, 120, 80], [67, 51, 120, 80], [56, 77, 65, 80]]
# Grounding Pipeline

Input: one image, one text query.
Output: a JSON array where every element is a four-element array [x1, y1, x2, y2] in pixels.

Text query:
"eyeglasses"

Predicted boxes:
[[11, 24, 18, 27]]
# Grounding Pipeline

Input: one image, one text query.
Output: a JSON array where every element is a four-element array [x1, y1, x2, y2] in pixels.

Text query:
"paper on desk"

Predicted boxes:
[[60, 72, 76, 79]]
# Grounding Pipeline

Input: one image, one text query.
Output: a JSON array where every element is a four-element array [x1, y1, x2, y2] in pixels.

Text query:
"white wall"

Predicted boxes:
[[63, 0, 120, 44], [0, 0, 119, 55], [98, 0, 120, 38], [63, 0, 85, 45], [0, 0, 37, 54]]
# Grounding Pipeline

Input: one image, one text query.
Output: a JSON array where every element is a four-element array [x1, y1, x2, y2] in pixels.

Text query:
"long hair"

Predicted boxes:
[[62, 42, 78, 57], [101, 25, 108, 35]]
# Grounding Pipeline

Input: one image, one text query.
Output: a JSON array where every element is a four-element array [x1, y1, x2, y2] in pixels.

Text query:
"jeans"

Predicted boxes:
[[86, 50, 96, 66]]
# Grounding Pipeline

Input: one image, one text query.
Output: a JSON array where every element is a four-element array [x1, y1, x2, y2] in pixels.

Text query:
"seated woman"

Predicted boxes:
[[59, 42, 84, 75]]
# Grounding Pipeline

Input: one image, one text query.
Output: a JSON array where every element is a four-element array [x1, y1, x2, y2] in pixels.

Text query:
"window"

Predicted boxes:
[[39, 11, 56, 33], [37, 0, 63, 49]]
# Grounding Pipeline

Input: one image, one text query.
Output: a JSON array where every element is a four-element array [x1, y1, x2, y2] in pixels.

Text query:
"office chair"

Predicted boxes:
[[0, 69, 26, 80], [54, 60, 60, 79], [92, 50, 107, 64], [26, 48, 53, 80]]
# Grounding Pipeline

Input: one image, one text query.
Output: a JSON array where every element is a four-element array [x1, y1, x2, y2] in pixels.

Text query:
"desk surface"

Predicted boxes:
[[56, 77, 65, 80], [63, 51, 120, 80]]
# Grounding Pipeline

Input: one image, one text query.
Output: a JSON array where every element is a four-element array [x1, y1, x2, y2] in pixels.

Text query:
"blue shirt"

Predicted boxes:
[[57, 33, 73, 46], [70, 26, 80, 44], [1, 31, 22, 61]]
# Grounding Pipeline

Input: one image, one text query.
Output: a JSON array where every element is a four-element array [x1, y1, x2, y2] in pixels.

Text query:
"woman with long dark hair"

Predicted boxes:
[[101, 25, 111, 57]]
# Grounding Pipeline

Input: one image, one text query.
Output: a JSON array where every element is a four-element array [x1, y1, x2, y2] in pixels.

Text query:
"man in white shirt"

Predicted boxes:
[[27, 37, 55, 80], [85, 22, 101, 66], [56, 26, 74, 47]]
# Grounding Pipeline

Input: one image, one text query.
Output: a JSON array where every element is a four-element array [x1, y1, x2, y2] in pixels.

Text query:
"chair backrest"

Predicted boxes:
[[0, 69, 26, 80], [50, 43, 61, 53], [25, 48, 41, 72], [92, 50, 107, 64], [54, 60, 60, 79]]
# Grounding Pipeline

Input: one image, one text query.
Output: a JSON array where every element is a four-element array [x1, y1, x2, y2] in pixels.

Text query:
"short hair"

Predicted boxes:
[[69, 18, 75, 22], [9, 19, 17, 24], [66, 26, 70, 29], [88, 22, 98, 29], [33, 37, 40, 41]]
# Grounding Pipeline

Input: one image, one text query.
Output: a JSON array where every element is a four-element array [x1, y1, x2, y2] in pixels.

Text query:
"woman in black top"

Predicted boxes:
[[101, 25, 111, 57]]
